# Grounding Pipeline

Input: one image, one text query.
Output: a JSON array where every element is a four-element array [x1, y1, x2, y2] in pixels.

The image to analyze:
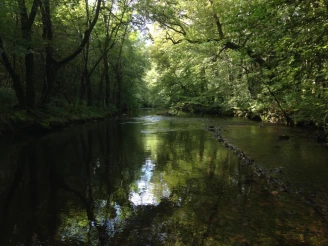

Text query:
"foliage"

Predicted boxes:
[[0, 0, 151, 126], [1, 0, 327, 128], [0, 88, 16, 112], [140, 0, 328, 126]]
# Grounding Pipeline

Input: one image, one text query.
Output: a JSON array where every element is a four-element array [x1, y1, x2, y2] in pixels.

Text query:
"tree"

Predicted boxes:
[[140, 0, 328, 125], [0, 0, 40, 109], [39, 0, 102, 107], [0, 0, 151, 116]]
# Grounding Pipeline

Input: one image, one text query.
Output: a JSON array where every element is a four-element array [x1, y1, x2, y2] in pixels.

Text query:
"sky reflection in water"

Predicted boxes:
[[130, 158, 170, 206]]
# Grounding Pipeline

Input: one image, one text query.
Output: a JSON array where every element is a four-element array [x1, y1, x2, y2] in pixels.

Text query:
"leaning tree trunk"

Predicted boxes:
[[0, 36, 26, 107], [39, 0, 102, 107]]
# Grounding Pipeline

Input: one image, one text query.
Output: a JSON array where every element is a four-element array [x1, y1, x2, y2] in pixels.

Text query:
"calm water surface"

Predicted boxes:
[[0, 109, 328, 245]]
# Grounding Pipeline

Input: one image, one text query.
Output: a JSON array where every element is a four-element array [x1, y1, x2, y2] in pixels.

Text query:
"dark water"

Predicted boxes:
[[1, 110, 328, 245]]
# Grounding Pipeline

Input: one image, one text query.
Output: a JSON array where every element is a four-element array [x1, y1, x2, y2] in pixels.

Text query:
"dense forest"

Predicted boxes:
[[0, 0, 150, 129], [0, 0, 327, 131]]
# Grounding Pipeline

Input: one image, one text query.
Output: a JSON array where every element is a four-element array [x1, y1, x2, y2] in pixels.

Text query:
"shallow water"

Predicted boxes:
[[0, 109, 328, 245]]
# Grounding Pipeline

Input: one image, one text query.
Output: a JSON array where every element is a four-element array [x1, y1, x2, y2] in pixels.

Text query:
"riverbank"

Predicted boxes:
[[175, 103, 327, 128], [174, 105, 328, 143], [234, 108, 328, 143], [0, 104, 115, 137], [1, 105, 327, 145]]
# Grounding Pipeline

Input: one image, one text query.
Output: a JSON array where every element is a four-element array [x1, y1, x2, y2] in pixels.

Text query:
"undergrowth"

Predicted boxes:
[[0, 94, 116, 133]]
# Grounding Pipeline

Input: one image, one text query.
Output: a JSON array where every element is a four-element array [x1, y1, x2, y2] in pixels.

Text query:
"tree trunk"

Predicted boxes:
[[0, 36, 26, 107], [114, 24, 128, 111], [39, 0, 102, 107], [19, 0, 40, 110], [0, 0, 40, 109], [114, 68, 121, 110], [84, 0, 92, 107], [102, 0, 111, 108], [40, 52, 58, 106], [103, 50, 110, 108], [80, 71, 86, 101], [86, 72, 92, 106], [39, 0, 55, 106], [25, 53, 36, 110], [97, 70, 105, 107]]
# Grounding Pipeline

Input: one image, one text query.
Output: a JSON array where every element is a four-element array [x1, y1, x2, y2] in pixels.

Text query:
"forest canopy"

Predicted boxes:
[[0, 0, 327, 127]]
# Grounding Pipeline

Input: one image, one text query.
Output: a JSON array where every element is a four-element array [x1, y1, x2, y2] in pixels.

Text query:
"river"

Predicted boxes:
[[0, 109, 328, 245]]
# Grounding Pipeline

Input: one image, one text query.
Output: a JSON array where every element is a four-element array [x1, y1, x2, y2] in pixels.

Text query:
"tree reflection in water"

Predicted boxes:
[[0, 115, 328, 245]]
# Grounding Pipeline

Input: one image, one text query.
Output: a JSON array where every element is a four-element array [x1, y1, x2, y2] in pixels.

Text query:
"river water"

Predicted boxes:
[[0, 109, 328, 245]]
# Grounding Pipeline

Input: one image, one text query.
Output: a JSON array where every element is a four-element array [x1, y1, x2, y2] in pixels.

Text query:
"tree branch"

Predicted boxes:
[[28, 0, 41, 28], [208, 0, 224, 39], [58, 0, 102, 66], [0, 36, 18, 82]]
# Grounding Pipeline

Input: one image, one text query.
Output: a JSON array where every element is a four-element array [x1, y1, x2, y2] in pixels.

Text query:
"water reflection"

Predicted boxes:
[[0, 112, 328, 245], [220, 122, 328, 188], [130, 158, 170, 206]]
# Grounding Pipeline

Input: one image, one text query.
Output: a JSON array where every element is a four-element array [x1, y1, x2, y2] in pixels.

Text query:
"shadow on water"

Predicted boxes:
[[0, 110, 328, 245]]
